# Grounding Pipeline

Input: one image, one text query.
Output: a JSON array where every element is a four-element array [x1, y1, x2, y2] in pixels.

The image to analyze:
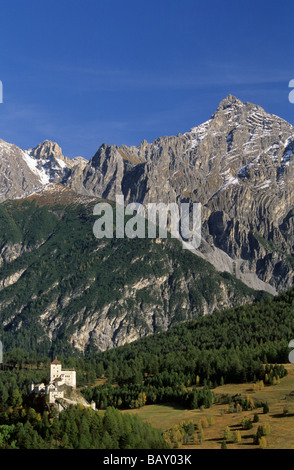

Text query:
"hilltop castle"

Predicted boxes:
[[30, 358, 76, 404]]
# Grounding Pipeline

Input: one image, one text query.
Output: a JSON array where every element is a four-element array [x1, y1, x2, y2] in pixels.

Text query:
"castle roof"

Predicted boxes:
[[51, 358, 61, 365]]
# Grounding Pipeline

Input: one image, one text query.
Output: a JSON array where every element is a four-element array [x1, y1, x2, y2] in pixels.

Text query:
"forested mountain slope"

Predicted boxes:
[[0, 185, 267, 355]]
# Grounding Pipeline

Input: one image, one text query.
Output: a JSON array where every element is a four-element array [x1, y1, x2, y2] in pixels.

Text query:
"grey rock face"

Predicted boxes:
[[67, 95, 294, 292], [67, 143, 145, 200], [28, 140, 88, 184], [0, 95, 293, 293], [0, 138, 90, 202], [0, 139, 44, 201]]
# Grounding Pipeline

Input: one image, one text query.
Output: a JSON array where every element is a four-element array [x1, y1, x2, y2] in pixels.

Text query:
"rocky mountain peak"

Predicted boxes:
[[29, 140, 64, 161], [216, 94, 244, 111], [26, 140, 76, 184]]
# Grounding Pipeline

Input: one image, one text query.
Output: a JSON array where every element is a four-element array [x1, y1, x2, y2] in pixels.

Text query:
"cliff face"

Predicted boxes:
[[66, 96, 294, 293], [0, 139, 88, 201], [0, 139, 44, 201]]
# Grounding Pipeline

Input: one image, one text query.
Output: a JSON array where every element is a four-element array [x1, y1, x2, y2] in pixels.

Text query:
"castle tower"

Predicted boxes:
[[50, 358, 62, 382]]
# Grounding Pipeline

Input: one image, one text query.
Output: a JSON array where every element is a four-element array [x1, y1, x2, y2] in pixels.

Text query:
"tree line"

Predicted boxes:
[[0, 404, 168, 449]]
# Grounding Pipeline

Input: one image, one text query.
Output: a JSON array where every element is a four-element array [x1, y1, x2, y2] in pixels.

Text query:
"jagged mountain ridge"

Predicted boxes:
[[67, 95, 294, 294], [0, 188, 267, 354], [0, 95, 293, 294], [67, 95, 294, 203], [0, 139, 88, 201]]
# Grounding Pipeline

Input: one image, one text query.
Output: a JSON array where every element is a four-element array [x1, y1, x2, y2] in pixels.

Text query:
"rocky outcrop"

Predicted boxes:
[[0, 269, 26, 290]]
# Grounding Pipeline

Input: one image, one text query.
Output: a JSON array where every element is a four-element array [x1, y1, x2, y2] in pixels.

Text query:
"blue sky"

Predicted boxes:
[[0, 0, 293, 159]]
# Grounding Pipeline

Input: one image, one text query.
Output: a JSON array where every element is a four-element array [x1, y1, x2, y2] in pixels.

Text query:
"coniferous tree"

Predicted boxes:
[[253, 413, 259, 423], [263, 402, 269, 414], [221, 439, 227, 449]]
